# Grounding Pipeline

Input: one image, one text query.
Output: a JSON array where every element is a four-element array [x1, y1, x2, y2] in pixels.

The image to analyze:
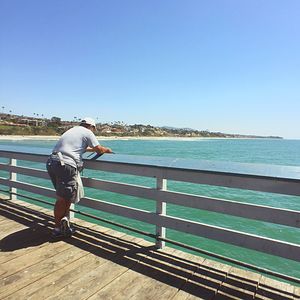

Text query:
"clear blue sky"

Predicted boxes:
[[1, 1, 299, 138]]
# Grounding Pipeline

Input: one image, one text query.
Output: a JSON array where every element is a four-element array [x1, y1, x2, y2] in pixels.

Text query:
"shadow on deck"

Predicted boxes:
[[0, 199, 299, 300]]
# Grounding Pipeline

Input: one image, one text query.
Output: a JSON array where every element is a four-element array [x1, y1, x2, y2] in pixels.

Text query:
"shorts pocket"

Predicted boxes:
[[57, 180, 77, 201]]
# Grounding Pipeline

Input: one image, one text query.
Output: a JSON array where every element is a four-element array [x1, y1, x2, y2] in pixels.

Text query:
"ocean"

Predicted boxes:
[[0, 138, 299, 279]]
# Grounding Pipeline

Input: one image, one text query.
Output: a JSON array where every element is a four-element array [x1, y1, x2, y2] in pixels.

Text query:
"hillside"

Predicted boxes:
[[0, 113, 282, 139]]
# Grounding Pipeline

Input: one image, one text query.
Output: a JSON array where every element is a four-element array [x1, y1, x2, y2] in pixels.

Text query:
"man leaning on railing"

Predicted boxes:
[[46, 117, 113, 238]]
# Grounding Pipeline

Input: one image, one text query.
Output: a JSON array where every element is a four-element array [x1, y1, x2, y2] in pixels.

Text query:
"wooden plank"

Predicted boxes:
[[1, 247, 83, 300], [8, 200, 55, 218], [1, 231, 111, 300], [89, 246, 206, 300], [112, 274, 178, 300], [0, 221, 102, 269], [255, 276, 295, 300], [2, 199, 88, 235], [0, 218, 8, 225], [0, 238, 53, 266], [0, 201, 54, 238], [122, 248, 202, 300], [97, 248, 181, 300], [0, 200, 54, 265], [86, 241, 172, 300], [0, 219, 27, 238], [0, 199, 115, 268], [0, 243, 80, 298], [164, 248, 207, 300], [0, 208, 47, 230], [2, 226, 130, 300], [45, 236, 153, 300], [6, 250, 113, 300], [294, 286, 300, 300], [0, 198, 300, 299], [174, 258, 231, 300], [0, 239, 73, 281], [6, 201, 55, 220], [10, 256, 99, 298], [215, 266, 261, 299], [0, 200, 51, 223]]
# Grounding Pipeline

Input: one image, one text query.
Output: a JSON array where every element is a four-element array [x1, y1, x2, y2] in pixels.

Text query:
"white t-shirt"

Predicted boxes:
[[53, 126, 99, 168]]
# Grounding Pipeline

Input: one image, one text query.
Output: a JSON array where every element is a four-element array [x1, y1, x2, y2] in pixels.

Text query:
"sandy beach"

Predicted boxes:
[[0, 135, 60, 141], [0, 135, 213, 141]]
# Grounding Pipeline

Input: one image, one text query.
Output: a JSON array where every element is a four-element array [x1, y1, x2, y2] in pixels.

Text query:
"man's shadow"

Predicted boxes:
[[0, 227, 51, 251], [0, 200, 55, 251]]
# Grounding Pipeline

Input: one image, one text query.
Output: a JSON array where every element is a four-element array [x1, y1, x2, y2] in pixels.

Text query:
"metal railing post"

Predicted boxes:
[[69, 203, 75, 220], [156, 177, 167, 249], [9, 158, 17, 200]]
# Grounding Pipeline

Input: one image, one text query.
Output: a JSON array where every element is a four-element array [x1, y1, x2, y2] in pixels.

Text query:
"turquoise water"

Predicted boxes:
[[0, 138, 300, 280]]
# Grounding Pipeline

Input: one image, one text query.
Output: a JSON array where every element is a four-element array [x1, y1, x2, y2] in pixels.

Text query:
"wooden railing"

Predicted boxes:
[[0, 150, 300, 265]]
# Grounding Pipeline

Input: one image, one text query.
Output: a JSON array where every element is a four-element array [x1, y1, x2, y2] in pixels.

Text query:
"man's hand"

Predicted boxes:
[[95, 145, 113, 154], [86, 145, 113, 154], [100, 146, 113, 154]]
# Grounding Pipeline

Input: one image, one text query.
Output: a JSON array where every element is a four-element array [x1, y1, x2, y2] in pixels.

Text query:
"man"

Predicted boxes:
[[46, 117, 113, 237]]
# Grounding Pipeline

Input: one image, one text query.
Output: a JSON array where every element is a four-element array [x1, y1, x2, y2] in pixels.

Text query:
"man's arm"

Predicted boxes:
[[86, 145, 113, 154]]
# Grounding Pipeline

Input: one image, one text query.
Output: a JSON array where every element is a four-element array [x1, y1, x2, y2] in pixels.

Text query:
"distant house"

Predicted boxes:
[[18, 118, 46, 126]]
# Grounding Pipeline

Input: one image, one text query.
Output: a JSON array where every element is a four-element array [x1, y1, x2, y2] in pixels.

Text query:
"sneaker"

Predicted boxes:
[[52, 228, 63, 238], [69, 227, 76, 235], [60, 217, 76, 237]]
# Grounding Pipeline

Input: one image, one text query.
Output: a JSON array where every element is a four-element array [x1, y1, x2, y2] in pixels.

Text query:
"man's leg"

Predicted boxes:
[[54, 195, 71, 228]]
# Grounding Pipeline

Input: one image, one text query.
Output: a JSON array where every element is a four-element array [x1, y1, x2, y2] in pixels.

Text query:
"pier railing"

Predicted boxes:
[[0, 150, 300, 283]]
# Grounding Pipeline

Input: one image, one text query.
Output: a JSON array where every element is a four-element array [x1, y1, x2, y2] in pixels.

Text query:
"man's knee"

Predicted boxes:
[[56, 182, 77, 202]]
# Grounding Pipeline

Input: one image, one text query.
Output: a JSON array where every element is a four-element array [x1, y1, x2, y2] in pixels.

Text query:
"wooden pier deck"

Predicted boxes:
[[0, 197, 299, 300]]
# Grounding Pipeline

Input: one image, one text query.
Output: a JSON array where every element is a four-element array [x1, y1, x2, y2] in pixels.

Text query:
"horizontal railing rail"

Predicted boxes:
[[0, 149, 300, 282]]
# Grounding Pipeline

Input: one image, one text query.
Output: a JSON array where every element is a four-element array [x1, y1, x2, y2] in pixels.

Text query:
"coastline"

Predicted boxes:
[[0, 135, 60, 141], [0, 135, 209, 141], [0, 135, 282, 141]]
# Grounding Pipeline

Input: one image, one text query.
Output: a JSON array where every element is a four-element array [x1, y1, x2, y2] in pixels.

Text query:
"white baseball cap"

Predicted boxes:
[[80, 117, 96, 128]]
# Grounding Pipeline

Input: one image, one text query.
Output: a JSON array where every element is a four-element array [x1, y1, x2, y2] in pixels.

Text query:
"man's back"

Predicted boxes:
[[53, 126, 99, 168]]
